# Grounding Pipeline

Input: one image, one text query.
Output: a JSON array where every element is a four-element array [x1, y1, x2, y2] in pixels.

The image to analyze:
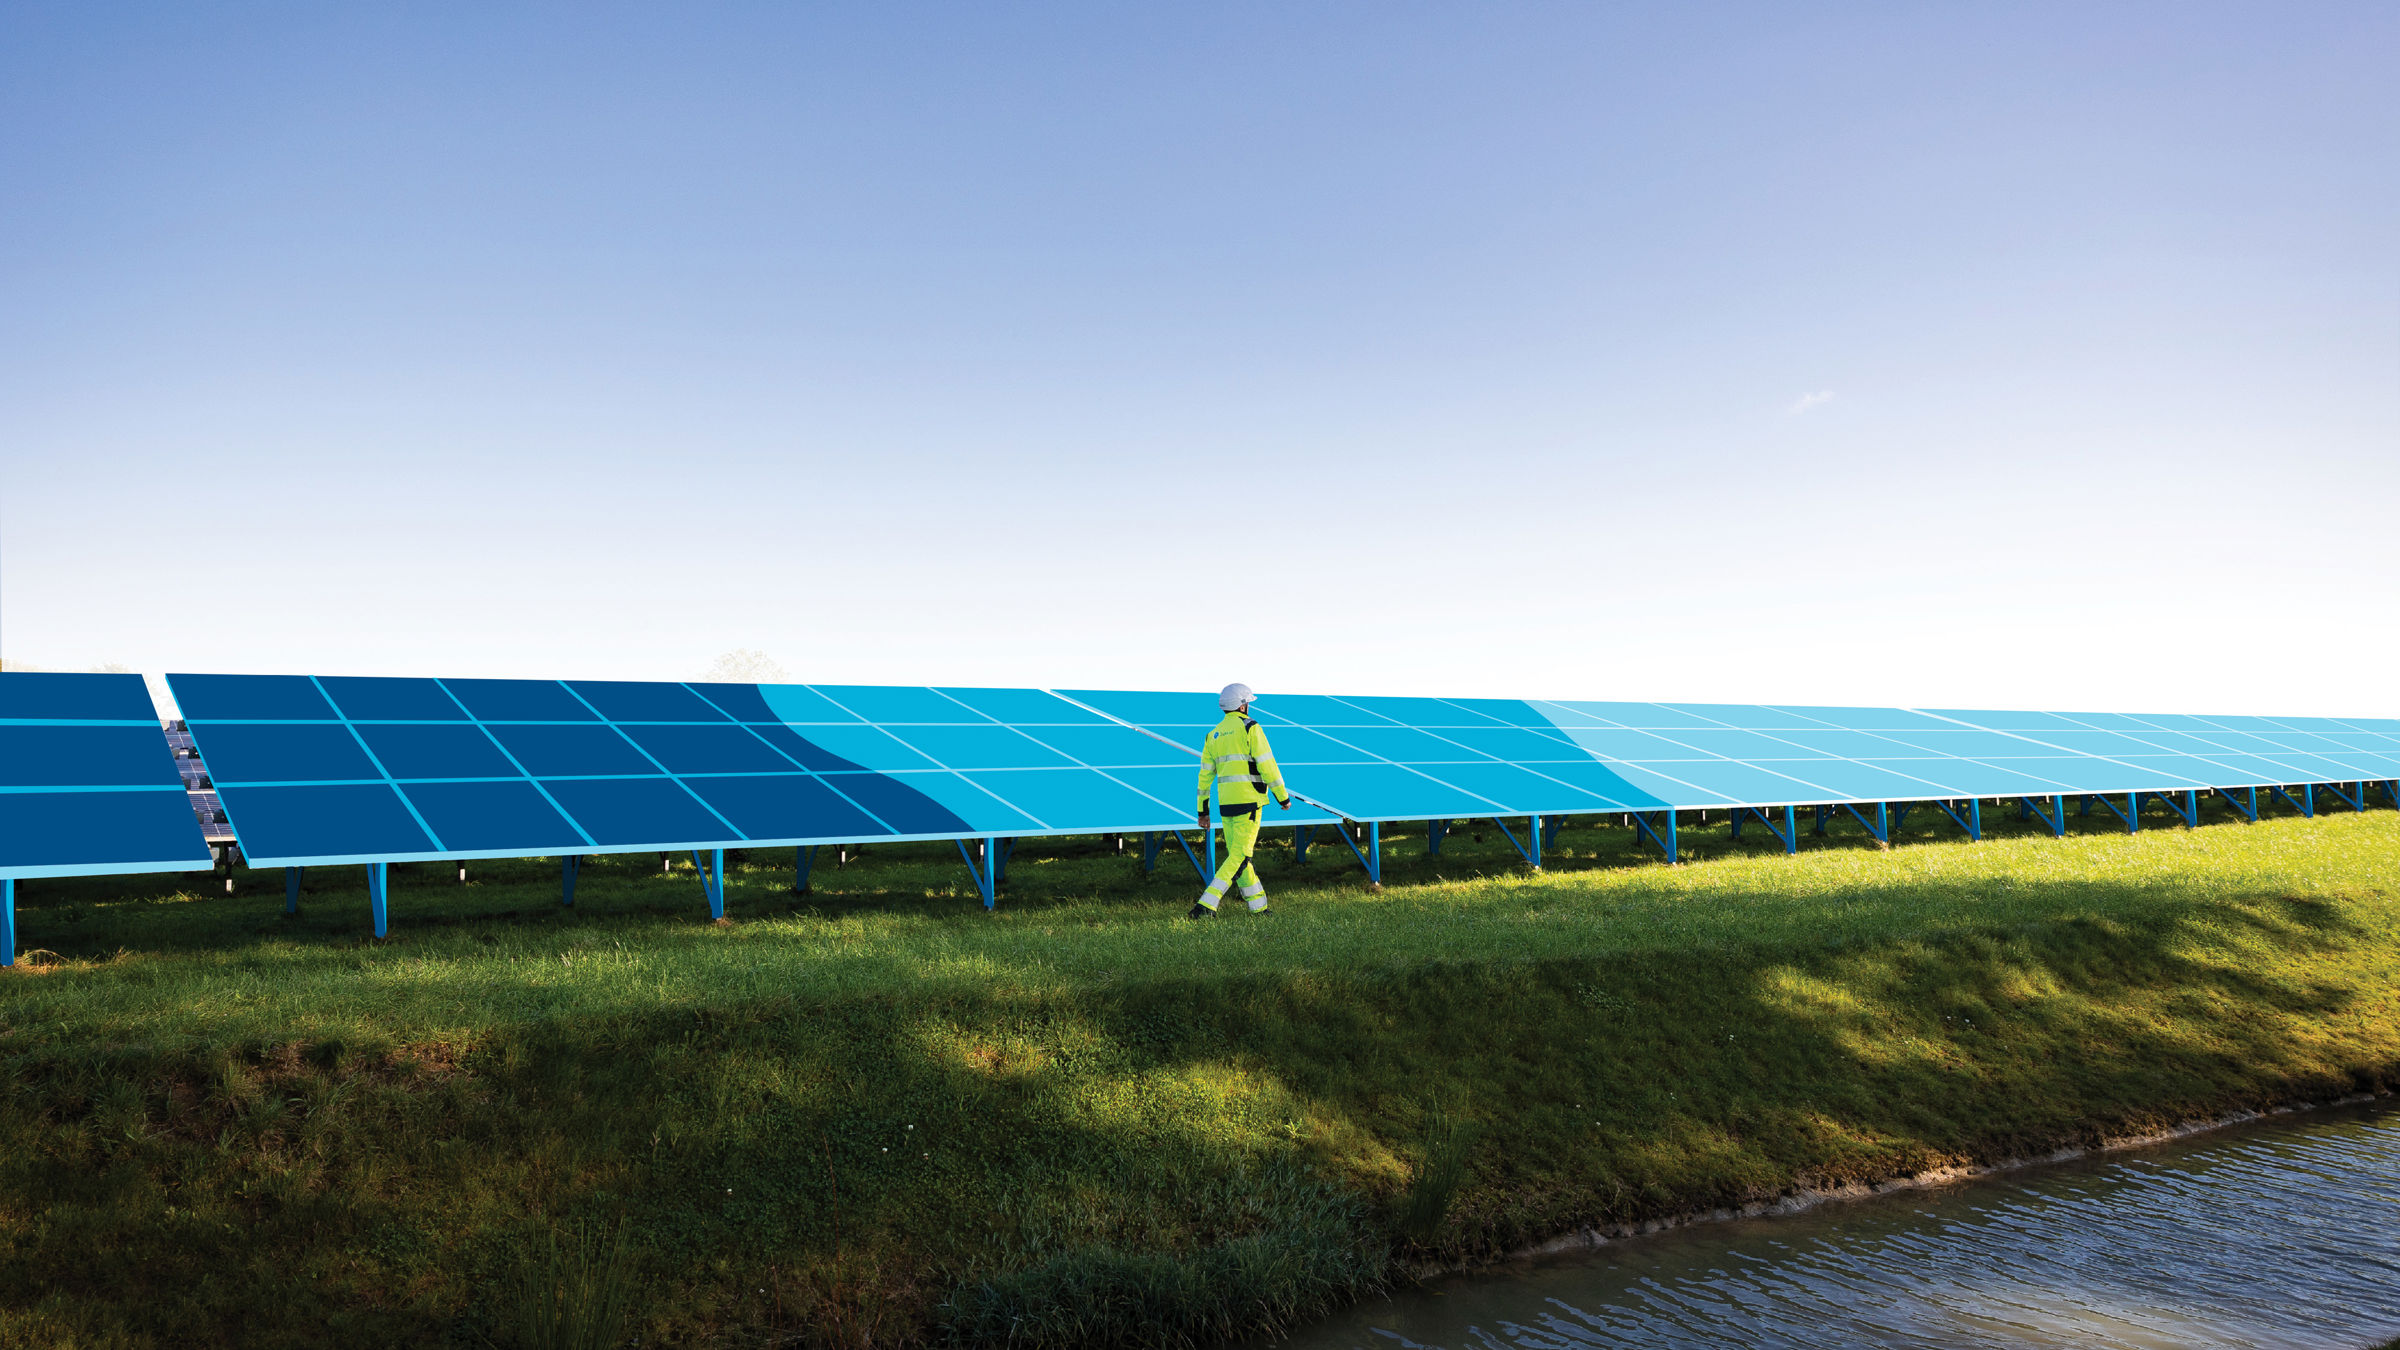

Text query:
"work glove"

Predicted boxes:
[[1196, 809, 1210, 833]]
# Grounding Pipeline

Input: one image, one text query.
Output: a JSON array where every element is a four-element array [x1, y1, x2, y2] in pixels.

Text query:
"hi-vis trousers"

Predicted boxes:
[[1197, 811, 1267, 912]]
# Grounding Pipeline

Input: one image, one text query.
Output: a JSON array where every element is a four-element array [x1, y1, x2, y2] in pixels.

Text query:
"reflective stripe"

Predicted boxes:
[[1213, 754, 1249, 766], [1238, 883, 1264, 897]]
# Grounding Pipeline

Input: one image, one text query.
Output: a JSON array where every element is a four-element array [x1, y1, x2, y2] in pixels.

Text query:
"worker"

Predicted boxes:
[[1189, 683, 1291, 918]]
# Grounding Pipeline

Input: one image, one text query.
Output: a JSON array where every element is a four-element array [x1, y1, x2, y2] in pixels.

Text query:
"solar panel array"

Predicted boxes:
[[0, 673, 216, 879], [167, 675, 1300, 867]]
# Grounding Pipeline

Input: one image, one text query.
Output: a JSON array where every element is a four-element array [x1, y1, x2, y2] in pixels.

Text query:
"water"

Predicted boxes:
[[1288, 1101, 2400, 1350]]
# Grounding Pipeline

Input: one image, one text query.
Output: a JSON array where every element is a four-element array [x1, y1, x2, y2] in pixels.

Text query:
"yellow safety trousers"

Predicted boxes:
[[1197, 811, 1267, 912]]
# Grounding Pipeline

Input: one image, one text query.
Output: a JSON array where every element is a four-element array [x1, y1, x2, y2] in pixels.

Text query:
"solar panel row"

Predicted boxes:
[[0, 673, 216, 881]]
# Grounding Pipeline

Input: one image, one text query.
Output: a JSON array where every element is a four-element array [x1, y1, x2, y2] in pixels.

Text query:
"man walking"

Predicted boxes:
[[1189, 683, 1291, 918]]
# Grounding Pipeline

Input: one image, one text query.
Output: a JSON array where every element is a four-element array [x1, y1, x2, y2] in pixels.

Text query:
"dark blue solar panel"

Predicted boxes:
[[319, 676, 469, 721], [189, 723, 382, 784], [537, 777, 730, 846], [685, 774, 892, 840], [484, 724, 658, 777], [222, 784, 437, 858], [0, 791, 212, 872], [403, 781, 588, 852], [443, 679, 598, 722], [618, 724, 802, 775], [354, 723, 521, 781], [687, 682, 783, 723], [173, 673, 338, 721], [0, 672, 151, 721], [567, 680, 729, 723], [0, 725, 188, 788], [817, 772, 976, 835]]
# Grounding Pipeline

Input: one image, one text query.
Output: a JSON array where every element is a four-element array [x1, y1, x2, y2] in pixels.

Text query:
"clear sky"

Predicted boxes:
[[3, 3, 2393, 718]]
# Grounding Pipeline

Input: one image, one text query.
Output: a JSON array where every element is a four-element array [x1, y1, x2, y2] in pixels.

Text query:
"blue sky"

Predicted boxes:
[[3, 3, 2393, 716]]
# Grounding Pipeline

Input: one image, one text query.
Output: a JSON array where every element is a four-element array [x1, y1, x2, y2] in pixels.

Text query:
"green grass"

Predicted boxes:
[[2, 802, 2397, 1348]]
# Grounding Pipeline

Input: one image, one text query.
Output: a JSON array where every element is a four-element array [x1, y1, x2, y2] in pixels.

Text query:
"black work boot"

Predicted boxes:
[[1185, 903, 1213, 920]]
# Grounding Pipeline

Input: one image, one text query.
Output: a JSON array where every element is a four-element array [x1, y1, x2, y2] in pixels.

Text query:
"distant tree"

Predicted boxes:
[[701, 649, 790, 683]]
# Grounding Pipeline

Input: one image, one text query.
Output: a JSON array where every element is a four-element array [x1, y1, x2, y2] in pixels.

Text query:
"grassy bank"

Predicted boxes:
[[3, 804, 2397, 1347]]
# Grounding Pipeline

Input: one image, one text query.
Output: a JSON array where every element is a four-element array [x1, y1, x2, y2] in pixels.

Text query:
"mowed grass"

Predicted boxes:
[[2, 802, 2397, 1348]]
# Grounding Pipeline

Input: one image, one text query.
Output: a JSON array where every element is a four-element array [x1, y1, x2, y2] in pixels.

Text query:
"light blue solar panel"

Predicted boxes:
[[937, 687, 1112, 725], [812, 685, 983, 723], [1425, 725, 1585, 761], [878, 771, 1047, 833], [1258, 693, 1401, 726], [1308, 724, 1497, 763], [1649, 729, 1823, 760], [1285, 764, 1503, 820], [1333, 696, 1516, 728], [886, 724, 1079, 771], [1922, 708, 2091, 731], [1, 672, 213, 880], [787, 723, 943, 772], [1249, 726, 1380, 764], [1664, 704, 1835, 730], [957, 769, 1181, 824], [1016, 724, 1186, 767], [1052, 688, 1217, 731], [1548, 701, 1727, 729], [1419, 762, 1626, 813], [1562, 727, 1717, 759], [1435, 698, 1564, 727], [754, 684, 863, 723]]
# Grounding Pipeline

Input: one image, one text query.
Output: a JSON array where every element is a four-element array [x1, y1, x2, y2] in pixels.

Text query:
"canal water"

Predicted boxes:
[[1287, 1100, 2400, 1350]]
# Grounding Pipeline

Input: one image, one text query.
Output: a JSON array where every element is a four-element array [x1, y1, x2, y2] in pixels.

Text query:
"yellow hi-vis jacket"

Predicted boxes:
[[1198, 712, 1291, 815]]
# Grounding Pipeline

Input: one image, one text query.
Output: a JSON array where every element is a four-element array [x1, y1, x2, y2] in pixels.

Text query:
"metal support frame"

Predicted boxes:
[[1730, 804, 1798, 853], [1889, 803, 1915, 834], [1931, 798, 1983, 841], [1831, 800, 1891, 844], [2017, 795, 2066, 836], [689, 848, 725, 919], [2091, 793, 2140, 832], [562, 855, 580, 906], [793, 846, 819, 895], [367, 862, 388, 939], [1, 878, 14, 968], [2136, 789, 2198, 829], [2212, 786, 2259, 823], [2321, 780, 2366, 814], [2381, 780, 2400, 809], [1332, 820, 1383, 886], [1488, 816, 1543, 868], [1140, 830, 1209, 881], [956, 836, 1014, 909], [1630, 810, 1679, 862], [2267, 784, 2314, 818], [285, 865, 305, 914], [1425, 818, 1448, 856], [1295, 824, 1316, 864]]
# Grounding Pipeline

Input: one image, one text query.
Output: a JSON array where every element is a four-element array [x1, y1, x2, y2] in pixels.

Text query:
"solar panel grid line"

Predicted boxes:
[[804, 685, 1053, 832], [423, 676, 602, 849], [314, 673, 451, 853], [681, 683, 906, 839], [552, 679, 754, 843]]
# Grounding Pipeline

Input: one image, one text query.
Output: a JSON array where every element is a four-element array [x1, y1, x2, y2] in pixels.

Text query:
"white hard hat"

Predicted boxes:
[[1218, 683, 1255, 711]]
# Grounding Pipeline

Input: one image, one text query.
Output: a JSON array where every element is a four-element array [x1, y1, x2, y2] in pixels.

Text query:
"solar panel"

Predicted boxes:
[[167, 676, 1256, 868], [1, 673, 215, 881]]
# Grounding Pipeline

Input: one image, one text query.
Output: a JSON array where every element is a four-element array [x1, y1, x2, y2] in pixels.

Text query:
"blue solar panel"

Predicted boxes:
[[170, 677, 1245, 865], [1, 673, 214, 880]]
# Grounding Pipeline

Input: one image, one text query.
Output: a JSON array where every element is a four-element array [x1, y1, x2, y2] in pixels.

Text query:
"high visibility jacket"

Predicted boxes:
[[1198, 712, 1290, 815]]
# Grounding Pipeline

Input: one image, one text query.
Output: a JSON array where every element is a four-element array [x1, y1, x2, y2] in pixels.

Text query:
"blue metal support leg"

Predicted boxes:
[[1333, 821, 1384, 887], [1933, 798, 1983, 841], [955, 836, 1001, 910], [1294, 824, 1315, 864], [285, 865, 305, 914], [2138, 790, 2196, 829], [1425, 818, 1446, 856], [1731, 805, 1796, 853], [2267, 784, 2313, 818], [368, 862, 388, 939], [2213, 786, 2259, 822], [1832, 801, 1890, 845], [689, 849, 726, 919], [1630, 810, 1679, 862], [1489, 817, 1539, 867], [1, 878, 14, 968], [2322, 781, 2366, 813], [561, 855, 579, 907], [2090, 793, 2138, 832], [1812, 804, 1829, 837], [794, 846, 817, 895]]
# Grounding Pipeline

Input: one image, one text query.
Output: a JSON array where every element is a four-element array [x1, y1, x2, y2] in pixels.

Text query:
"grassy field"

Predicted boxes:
[[2, 800, 2396, 1348]]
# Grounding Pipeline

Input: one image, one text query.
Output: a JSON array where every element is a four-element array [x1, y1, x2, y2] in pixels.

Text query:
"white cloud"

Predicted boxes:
[[1787, 390, 1835, 415]]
